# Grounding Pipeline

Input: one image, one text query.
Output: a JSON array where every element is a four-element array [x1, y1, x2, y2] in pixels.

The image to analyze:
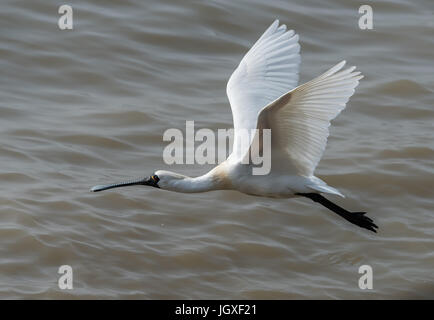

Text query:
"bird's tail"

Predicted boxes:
[[307, 176, 345, 197]]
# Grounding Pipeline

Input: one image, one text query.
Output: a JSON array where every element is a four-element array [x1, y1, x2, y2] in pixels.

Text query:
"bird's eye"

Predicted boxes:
[[151, 175, 159, 182]]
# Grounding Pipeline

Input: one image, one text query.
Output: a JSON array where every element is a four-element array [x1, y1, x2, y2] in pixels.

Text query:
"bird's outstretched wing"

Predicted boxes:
[[227, 20, 300, 161], [256, 61, 363, 176]]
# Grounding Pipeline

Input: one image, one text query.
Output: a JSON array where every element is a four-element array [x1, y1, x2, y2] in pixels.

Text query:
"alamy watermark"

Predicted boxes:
[[358, 265, 373, 290], [58, 5, 73, 30], [163, 121, 271, 175], [58, 265, 73, 290], [358, 5, 373, 30]]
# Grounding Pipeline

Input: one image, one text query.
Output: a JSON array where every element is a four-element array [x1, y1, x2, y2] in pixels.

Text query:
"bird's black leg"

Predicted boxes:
[[296, 193, 378, 233]]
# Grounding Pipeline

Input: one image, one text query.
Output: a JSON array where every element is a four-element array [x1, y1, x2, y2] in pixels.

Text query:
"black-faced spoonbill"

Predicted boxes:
[[92, 20, 378, 233]]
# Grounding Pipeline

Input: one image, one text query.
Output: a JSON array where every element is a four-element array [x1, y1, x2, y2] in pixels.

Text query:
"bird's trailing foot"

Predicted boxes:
[[296, 193, 378, 233], [337, 211, 378, 233]]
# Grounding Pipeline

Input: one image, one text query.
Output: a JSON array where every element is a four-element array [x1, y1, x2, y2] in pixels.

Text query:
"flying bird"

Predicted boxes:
[[92, 20, 378, 233]]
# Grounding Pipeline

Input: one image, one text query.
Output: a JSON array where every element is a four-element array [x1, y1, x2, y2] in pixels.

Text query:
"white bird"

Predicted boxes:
[[92, 20, 378, 233]]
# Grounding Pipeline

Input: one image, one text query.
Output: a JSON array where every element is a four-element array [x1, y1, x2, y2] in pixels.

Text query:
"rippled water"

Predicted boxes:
[[0, 0, 433, 299]]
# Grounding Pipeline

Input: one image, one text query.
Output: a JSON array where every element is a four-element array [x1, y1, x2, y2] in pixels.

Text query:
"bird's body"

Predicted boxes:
[[92, 20, 378, 233], [154, 164, 312, 198]]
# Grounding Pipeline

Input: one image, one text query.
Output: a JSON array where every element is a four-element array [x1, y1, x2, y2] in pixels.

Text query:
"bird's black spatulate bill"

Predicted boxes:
[[91, 178, 148, 192], [296, 193, 378, 233]]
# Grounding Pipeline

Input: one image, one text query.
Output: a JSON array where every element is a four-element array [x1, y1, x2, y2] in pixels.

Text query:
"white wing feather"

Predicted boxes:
[[257, 61, 363, 177], [226, 20, 301, 160]]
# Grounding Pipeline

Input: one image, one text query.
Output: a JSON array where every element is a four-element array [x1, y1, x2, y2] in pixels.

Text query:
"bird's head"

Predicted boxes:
[[90, 170, 186, 192]]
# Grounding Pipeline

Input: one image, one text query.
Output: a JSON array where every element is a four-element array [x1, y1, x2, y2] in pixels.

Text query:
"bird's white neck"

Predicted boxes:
[[175, 175, 217, 193], [160, 165, 230, 193]]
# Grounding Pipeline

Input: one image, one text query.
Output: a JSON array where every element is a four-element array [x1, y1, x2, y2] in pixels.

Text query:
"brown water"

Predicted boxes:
[[0, 0, 433, 299]]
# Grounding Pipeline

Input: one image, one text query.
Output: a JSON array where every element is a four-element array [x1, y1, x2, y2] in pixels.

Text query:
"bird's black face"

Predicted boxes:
[[91, 174, 160, 192], [146, 174, 160, 188]]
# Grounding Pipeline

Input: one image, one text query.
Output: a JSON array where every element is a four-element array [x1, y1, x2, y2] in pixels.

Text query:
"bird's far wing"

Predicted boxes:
[[226, 20, 300, 161], [256, 61, 363, 176]]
